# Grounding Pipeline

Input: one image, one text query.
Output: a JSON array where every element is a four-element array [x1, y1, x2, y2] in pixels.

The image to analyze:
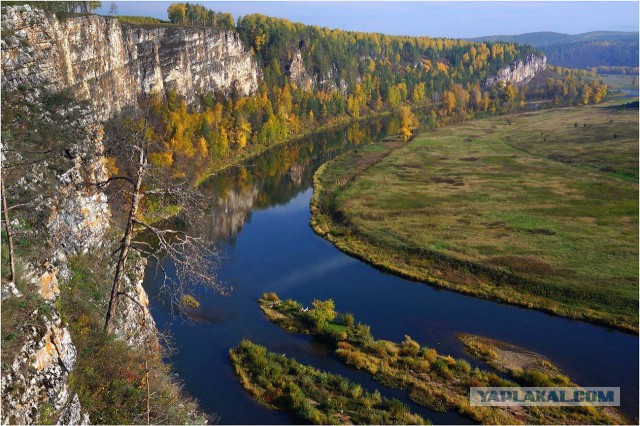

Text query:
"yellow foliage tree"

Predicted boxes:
[[399, 106, 418, 141]]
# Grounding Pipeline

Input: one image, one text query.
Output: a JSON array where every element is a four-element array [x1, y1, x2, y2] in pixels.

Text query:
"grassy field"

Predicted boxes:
[[312, 102, 638, 332], [601, 74, 639, 92]]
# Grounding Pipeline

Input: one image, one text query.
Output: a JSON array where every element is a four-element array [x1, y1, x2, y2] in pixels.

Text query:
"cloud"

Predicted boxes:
[[270, 255, 355, 291]]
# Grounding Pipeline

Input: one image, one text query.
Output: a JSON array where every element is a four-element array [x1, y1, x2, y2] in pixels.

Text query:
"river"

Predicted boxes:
[[143, 115, 639, 424]]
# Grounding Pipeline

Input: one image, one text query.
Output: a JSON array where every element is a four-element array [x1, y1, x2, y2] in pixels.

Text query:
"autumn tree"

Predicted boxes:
[[5, 1, 102, 13], [309, 299, 336, 328], [399, 106, 419, 140], [167, 2, 234, 30], [99, 99, 227, 331]]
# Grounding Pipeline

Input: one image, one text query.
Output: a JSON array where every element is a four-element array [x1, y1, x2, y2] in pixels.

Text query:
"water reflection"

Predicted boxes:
[[200, 115, 400, 240]]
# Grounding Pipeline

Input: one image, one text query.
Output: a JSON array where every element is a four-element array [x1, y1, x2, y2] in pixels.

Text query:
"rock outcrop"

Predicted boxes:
[[47, 121, 111, 261], [0, 103, 154, 424], [288, 50, 314, 89], [0, 307, 89, 425], [113, 258, 159, 349], [1, 5, 261, 121], [287, 49, 347, 94], [483, 54, 547, 88], [1, 9, 165, 421]]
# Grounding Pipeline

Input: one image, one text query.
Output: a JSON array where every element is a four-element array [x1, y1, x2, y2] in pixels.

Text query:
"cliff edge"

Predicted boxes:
[[483, 54, 547, 88], [1, 5, 261, 121]]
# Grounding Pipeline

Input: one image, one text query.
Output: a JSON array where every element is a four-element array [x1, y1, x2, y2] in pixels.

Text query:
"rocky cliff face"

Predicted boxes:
[[1, 5, 261, 121], [287, 49, 348, 94], [0, 310, 88, 425], [483, 54, 547, 88], [1, 7, 191, 422], [288, 50, 314, 90], [0, 104, 115, 425], [0, 104, 156, 424]]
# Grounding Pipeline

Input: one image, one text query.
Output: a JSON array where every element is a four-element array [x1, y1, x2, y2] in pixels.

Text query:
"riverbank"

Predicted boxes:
[[457, 333, 564, 378], [310, 102, 638, 333], [195, 109, 396, 186], [256, 294, 626, 424]]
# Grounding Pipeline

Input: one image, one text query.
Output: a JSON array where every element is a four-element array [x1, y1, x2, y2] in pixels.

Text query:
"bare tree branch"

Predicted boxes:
[[101, 95, 227, 330]]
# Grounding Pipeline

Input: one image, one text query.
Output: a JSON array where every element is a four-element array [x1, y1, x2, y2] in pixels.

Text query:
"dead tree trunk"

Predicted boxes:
[[104, 164, 143, 331], [104, 114, 148, 332], [1, 174, 16, 283]]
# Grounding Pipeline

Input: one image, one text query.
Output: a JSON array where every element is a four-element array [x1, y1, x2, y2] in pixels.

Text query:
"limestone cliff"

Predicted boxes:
[[483, 54, 547, 88], [1, 7, 179, 421], [1, 99, 110, 424], [288, 50, 314, 90], [1, 5, 261, 121], [0, 310, 88, 425], [287, 49, 347, 94]]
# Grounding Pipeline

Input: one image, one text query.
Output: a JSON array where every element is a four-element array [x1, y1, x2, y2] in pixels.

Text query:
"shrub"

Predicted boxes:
[[399, 335, 421, 357], [455, 359, 472, 374], [280, 299, 302, 313], [323, 325, 347, 341], [487, 372, 514, 387], [419, 347, 437, 363], [181, 294, 200, 308], [466, 377, 485, 388], [340, 312, 355, 327], [338, 377, 350, 393], [350, 322, 374, 347], [296, 400, 314, 422], [413, 359, 431, 373], [337, 341, 354, 350], [409, 386, 451, 412], [383, 341, 399, 357], [370, 341, 389, 357], [262, 292, 280, 302], [521, 370, 553, 387], [443, 355, 457, 366], [432, 358, 454, 379], [552, 373, 571, 386], [350, 384, 363, 399], [286, 382, 305, 408], [308, 299, 336, 328], [336, 347, 377, 372]]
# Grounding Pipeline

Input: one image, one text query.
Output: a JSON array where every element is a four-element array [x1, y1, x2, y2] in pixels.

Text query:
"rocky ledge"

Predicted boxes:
[[483, 54, 547, 88], [1, 5, 261, 121]]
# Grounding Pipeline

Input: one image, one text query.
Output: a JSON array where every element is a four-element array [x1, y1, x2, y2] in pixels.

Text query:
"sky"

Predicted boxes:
[[96, 1, 640, 38]]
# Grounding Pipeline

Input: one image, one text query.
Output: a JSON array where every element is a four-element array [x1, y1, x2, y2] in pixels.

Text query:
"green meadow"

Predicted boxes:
[[601, 74, 639, 92], [312, 102, 639, 332]]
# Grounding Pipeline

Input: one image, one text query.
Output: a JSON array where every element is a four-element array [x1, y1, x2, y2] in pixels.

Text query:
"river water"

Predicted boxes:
[[143, 116, 639, 424]]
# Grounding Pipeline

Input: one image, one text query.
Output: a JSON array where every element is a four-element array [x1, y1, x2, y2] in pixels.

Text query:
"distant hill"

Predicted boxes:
[[470, 31, 639, 69]]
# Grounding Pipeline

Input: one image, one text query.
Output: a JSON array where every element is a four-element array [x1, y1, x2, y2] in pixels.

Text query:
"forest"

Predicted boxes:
[[5, 2, 608, 185], [472, 31, 639, 69], [114, 3, 607, 184]]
